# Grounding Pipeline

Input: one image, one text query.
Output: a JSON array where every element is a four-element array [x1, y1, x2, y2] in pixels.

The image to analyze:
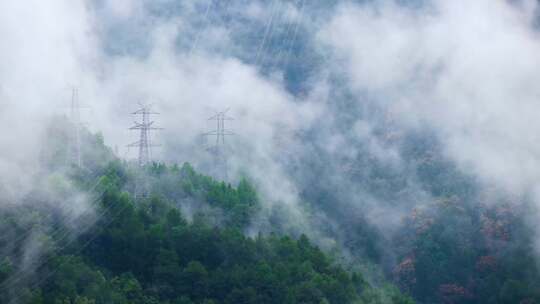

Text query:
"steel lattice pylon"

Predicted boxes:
[[67, 87, 88, 168], [128, 103, 162, 167], [204, 108, 234, 180]]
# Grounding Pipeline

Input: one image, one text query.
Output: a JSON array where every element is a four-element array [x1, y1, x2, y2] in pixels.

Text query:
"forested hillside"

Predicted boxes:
[[0, 120, 412, 304], [293, 129, 540, 303], [2, 114, 539, 304]]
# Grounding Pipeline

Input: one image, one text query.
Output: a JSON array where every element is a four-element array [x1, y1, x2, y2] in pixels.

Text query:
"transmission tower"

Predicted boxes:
[[128, 103, 162, 167], [204, 108, 234, 180], [67, 87, 88, 168]]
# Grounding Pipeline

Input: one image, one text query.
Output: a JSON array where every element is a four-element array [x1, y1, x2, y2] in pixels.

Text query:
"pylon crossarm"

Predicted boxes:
[[132, 109, 160, 115]]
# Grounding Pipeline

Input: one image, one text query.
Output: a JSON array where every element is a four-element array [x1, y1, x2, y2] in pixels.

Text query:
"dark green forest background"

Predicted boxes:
[[1, 111, 539, 304], [0, 120, 413, 304]]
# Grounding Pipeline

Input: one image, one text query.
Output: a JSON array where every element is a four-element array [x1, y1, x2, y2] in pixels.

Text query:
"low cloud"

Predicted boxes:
[[321, 0, 540, 194]]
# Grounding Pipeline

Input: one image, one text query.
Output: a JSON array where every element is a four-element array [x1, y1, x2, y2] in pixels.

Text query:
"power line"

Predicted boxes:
[[281, 0, 305, 67], [255, 0, 279, 64], [0, 178, 107, 296], [277, 0, 305, 67], [189, 0, 214, 56], [261, 0, 297, 69], [0, 173, 105, 259], [1, 187, 130, 303]]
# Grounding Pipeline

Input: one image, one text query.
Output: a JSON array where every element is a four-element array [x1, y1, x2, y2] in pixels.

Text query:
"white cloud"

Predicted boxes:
[[0, 0, 324, 235], [321, 0, 540, 195]]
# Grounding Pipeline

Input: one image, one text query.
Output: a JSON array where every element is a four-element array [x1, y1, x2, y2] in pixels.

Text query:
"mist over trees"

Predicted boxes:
[[1, 0, 540, 304], [0, 121, 414, 303]]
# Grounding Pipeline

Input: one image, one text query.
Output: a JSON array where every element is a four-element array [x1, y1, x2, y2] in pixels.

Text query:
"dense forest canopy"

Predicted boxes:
[[1, 114, 539, 303], [0, 123, 413, 303]]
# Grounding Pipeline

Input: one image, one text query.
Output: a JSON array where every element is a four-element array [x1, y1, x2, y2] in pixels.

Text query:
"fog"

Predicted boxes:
[[1, 0, 540, 282]]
